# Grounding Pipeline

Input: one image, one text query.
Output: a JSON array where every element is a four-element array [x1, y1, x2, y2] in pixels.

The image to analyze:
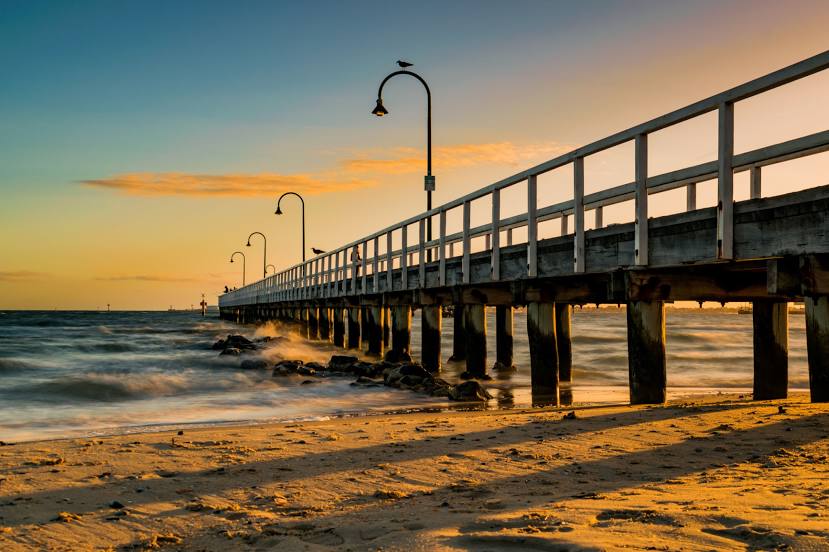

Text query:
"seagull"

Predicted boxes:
[[397, 60, 413, 68], [311, 247, 326, 255]]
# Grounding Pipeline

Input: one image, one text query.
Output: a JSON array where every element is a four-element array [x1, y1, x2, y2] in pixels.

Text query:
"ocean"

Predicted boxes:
[[0, 308, 809, 442]]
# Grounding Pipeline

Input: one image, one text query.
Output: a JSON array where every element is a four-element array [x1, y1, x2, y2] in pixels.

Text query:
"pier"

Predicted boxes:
[[219, 51, 829, 405]]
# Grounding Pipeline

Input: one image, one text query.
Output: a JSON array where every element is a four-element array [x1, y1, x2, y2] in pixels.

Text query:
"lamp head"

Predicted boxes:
[[371, 98, 388, 117], [275, 206, 283, 215], [246, 241, 251, 247], [229, 258, 234, 263]]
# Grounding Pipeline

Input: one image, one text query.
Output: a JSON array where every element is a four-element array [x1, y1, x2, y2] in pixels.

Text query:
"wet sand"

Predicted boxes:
[[0, 393, 827, 551]]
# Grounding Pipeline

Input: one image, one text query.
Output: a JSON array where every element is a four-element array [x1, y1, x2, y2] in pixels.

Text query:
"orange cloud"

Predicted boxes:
[[342, 141, 573, 175], [94, 275, 202, 283], [80, 172, 374, 198], [0, 271, 49, 282], [81, 141, 572, 197]]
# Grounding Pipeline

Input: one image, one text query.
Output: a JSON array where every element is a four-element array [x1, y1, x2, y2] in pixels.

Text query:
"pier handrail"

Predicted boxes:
[[220, 50, 829, 308]]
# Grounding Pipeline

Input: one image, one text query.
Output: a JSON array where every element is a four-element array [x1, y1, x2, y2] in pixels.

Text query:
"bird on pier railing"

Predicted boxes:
[[311, 247, 326, 255], [396, 60, 413, 68]]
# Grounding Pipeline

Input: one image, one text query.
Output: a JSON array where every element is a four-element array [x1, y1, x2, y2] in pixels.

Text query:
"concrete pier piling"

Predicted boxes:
[[347, 307, 361, 350], [333, 307, 346, 348], [463, 304, 487, 377], [527, 302, 559, 403], [360, 307, 369, 350], [308, 306, 319, 340], [806, 296, 829, 402], [495, 305, 514, 370], [752, 300, 788, 400], [450, 305, 467, 361], [421, 305, 442, 372], [555, 304, 573, 382], [319, 307, 331, 341], [391, 305, 412, 357], [626, 301, 666, 405], [366, 306, 384, 357], [383, 307, 391, 348]]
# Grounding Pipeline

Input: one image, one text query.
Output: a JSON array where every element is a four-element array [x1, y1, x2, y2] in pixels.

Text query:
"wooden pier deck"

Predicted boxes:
[[219, 51, 829, 405]]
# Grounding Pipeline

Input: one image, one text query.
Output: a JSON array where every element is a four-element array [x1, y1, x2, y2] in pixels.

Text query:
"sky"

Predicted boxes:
[[1, 0, 828, 310]]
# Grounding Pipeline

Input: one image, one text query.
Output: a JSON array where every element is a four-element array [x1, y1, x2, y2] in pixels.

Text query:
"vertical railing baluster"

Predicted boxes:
[[635, 133, 649, 266], [334, 251, 340, 297], [507, 227, 513, 246], [401, 225, 408, 289], [361, 240, 368, 294], [439, 210, 447, 286], [686, 183, 697, 211], [573, 158, 585, 273], [718, 101, 734, 259], [527, 175, 538, 277], [595, 206, 603, 229], [462, 201, 471, 284], [351, 245, 358, 294], [561, 213, 568, 236], [491, 188, 500, 281], [419, 219, 426, 288], [750, 166, 762, 199], [386, 231, 393, 292], [372, 237, 379, 293]]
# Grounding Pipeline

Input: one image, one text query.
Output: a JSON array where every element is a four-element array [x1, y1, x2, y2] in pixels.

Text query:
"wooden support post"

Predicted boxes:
[[450, 305, 467, 361], [319, 307, 331, 341], [494, 305, 514, 370], [463, 304, 487, 377], [360, 306, 369, 349], [308, 306, 319, 340], [421, 305, 442, 372], [527, 302, 559, 403], [366, 306, 384, 357], [556, 303, 573, 382], [383, 306, 391, 348], [717, 101, 734, 260], [391, 305, 412, 355], [347, 307, 361, 349], [805, 296, 829, 402], [752, 300, 788, 400], [627, 301, 666, 405], [333, 307, 345, 348]]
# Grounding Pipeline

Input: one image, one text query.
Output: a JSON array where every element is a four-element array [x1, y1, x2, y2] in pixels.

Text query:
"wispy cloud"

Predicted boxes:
[[0, 270, 50, 282], [95, 275, 200, 283], [80, 141, 572, 198]]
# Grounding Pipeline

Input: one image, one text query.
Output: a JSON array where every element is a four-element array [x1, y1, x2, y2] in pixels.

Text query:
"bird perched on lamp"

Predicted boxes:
[[311, 247, 326, 255], [396, 60, 413, 68]]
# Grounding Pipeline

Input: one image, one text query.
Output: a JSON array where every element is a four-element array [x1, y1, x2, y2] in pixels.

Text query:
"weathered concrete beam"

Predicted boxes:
[[421, 305, 442, 372], [495, 305, 514, 370], [391, 305, 412, 355], [333, 308, 346, 348], [556, 304, 573, 382], [806, 295, 829, 403], [627, 300, 666, 405], [463, 304, 487, 377], [347, 307, 361, 350], [753, 300, 788, 400], [527, 302, 559, 404]]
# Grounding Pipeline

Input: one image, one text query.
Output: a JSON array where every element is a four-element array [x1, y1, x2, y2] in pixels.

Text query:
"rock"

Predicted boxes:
[[352, 376, 383, 386], [305, 361, 326, 371], [383, 362, 431, 386], [328, 355, 359, 372], [220, 347, 242, 356], [222, 334, 257, 351], [300, 380, 317, 385], [398, 375, 423, 387], [272, 360, 304, 376], [492, 361, 516, 372], [109, 500, 125, 509], [448, 381, 493, 402], [384, 349, 412, 363], [296, 365, 316, 376], [563, 411, 577, 420], [239, 359, 268, 370], [211, 339, 226, 350]]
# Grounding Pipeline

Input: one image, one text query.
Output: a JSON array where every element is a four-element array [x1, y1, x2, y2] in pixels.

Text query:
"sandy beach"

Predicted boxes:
[[0, 393, 827, 551]]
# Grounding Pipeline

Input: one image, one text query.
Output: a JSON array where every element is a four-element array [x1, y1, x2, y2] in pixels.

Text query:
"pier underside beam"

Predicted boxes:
[[463, 304, 487, 377], [347, 307, 361, 350], [626, 300, 666, 405], [527, 302, 559, 404], [556, 304, 573, 382], [421, 305, 442, 372], [752, 300, 789, 400], [806, 296, 829, 403]]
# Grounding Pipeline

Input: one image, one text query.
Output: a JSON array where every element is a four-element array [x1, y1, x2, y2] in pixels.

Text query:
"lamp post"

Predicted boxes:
[[230, 251, 246, 286], [246, 231, 267, 279], [372, 67, 433, 258], [266, 264, 276, 275], [275, 192, 306, 263]]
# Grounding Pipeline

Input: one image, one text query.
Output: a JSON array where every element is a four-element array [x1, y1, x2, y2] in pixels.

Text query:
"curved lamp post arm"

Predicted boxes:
[[230, 251, 246, 286], [275, 192, 306, 263], [374, 70, 432, 179], [266, 264, 276, 274], [246, 231, 267, 279]]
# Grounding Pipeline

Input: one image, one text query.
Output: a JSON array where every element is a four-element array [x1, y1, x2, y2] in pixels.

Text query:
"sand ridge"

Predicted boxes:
[[0, 394, 827, 551]]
